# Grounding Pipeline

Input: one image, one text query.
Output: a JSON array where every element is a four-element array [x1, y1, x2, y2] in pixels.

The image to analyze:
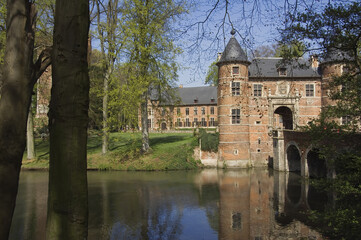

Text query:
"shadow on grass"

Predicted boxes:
[[149, 135, 188, 146]]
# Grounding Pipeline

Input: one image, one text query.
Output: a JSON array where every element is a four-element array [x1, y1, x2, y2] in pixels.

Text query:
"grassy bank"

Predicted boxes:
[[22, 132, 201, 171]]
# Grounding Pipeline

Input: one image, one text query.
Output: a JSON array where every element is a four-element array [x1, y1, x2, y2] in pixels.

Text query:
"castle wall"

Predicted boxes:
[[217, 61, 323, 167]]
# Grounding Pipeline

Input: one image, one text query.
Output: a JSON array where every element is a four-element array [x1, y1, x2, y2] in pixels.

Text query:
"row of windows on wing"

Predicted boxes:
[[147, 118, 218, 128], [148, 107, 216, 116], [231, 82, 316, 97], [175, 117, 217, 127]]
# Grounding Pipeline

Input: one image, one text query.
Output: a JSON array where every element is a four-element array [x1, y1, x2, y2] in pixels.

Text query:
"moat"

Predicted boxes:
[[10, 169, 325, 239]]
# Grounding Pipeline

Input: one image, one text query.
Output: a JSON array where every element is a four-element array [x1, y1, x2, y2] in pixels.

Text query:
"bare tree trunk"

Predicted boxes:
[[46, 0, 89, 239], [0, 1, 35, 239], [141, 92, 150, 152], [27, 103, 36, 160], [102, 70, 109, 154]]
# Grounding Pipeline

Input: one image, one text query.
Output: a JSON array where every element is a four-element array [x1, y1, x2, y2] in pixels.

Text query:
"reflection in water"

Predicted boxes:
[[11, 169, 326, 239]]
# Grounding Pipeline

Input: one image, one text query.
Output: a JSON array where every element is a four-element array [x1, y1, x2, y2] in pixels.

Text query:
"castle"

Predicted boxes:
[[147, 31, 347, 168]]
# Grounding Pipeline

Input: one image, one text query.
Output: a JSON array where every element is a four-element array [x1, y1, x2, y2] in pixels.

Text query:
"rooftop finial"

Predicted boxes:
[[230, 28, 236, 36]]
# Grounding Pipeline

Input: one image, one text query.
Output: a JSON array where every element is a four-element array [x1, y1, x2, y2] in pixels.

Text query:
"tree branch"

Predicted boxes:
[[31, 47, 52, 85]]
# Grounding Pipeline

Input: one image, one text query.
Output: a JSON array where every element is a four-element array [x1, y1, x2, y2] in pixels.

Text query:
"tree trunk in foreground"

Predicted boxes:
[[27, 104, 36, 160], [46, 0, 89, 239], [0, 1, 35, 239], [141, 92, 150, 152]]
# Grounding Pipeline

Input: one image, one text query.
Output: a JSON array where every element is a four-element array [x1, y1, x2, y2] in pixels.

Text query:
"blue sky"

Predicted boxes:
[[175, 0, 285, 87], [175, 0, 331, 87]]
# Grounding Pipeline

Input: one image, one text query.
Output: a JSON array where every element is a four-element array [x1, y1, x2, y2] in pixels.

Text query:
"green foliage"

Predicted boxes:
[[88, 49, 104, 129], [274, 41, 306, 58], [303, 119, 361, 239], [120, 0, 185, 114], [205, 61, 218, 85], [198, 128, 219, 152]]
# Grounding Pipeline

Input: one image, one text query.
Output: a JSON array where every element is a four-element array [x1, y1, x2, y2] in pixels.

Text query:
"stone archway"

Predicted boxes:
[[274, 106, 293, 130], [306, 149, 327, 178], [287, 145, 301, 173]]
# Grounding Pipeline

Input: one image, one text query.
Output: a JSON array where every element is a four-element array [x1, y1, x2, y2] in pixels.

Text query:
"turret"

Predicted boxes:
[[320, 47, 352, 108], [216, 30, 252, 168]]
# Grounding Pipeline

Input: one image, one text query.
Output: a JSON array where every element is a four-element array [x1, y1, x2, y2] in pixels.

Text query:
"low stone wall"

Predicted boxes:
[[194, 147, 218, 167]]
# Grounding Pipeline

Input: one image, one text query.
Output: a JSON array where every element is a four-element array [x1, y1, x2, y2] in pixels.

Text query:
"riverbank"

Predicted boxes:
[[22, 132, 201, 171]]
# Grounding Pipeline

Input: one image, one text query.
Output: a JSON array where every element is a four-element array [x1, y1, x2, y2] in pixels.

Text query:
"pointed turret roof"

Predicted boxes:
[[217, 29, 250, 66]]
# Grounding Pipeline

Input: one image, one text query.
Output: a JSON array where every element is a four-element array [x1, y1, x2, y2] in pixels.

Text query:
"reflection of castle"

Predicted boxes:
[[196, 169, 324, 240]]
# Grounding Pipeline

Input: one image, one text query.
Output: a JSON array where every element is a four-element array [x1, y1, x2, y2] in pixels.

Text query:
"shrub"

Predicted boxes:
[[198, 129, 219, 152]]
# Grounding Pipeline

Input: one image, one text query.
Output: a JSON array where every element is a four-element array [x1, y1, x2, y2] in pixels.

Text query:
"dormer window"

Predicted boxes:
[[210, 98, 215, 103], [278, 68, 287, 76], [232, 66, 239, 75], [194, 98, 198, 103]]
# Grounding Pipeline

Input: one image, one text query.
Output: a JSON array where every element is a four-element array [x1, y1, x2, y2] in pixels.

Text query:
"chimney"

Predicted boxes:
[[311, 55, 319, 69]]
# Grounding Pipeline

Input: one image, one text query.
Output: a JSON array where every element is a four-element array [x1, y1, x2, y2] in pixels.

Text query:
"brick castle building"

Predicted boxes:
[[148, 31, 347, 168]]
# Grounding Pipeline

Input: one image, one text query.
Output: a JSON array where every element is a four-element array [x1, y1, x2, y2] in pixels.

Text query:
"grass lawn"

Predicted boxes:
[[22, 131, 201, 171]]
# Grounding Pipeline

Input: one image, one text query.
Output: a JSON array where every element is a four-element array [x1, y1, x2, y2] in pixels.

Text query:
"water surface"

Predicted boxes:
[[10, 169, 325, 239]]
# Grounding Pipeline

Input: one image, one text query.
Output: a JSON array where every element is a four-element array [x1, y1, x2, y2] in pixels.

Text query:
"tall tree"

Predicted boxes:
[[94, 0, 123, 154], [0, 1, 36, 238], [121, 0, 184, 152], [46, 0, 89, 238], [26, 0, 55, 161]]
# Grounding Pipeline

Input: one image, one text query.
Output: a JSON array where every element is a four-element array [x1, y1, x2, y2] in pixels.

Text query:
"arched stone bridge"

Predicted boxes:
[[272, 130, 329, 178]]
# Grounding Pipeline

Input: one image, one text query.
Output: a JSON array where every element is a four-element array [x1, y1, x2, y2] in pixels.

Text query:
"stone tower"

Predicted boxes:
[[217, 30, 251, 168], [320, 48, 347, 109]]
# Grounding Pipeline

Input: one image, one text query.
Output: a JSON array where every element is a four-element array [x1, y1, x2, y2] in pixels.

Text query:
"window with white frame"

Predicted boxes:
[[185, 118, 190, 127], [193, 118, 198, 127], [305, 84, 314, 97], [232, 82, 240, 96], [185, 107, 189, 115], [210, 106, 215, 115], [176, 118, 182, 127], [210, 117, 215, 126], [231, 109, 240, 124], [232, 66, 239, 75], [201, 118, 206, 127], [194, 107, 198, 115], [253, 84, 262, 97], [201, 107, 205, 115]]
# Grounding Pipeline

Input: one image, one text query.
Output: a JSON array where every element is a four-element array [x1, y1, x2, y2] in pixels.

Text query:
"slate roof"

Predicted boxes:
[[249, 57, 321, 78], [177, 86, 217, 105], [151, 86, 217, 106], [217, 35, 250, 65]]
